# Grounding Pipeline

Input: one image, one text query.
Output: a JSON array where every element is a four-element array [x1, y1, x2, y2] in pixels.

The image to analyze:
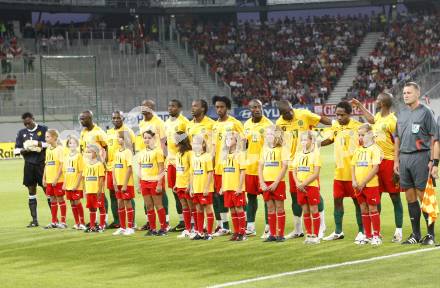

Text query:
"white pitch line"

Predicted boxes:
[[207, 247, 440, 288]]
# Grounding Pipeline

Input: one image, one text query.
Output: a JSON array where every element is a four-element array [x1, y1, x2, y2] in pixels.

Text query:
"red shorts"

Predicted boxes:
[[355, 186, 381, 206], [288, 171, 297, 193], [245, 174, 262, 195], [378, 159, 399, 193], [224, 191, 246, 207], [297, 186, 321, 206], [214, 174, 222, 193], [140, 179, 165, 196], [262, 181, 286, 202], [86, 193, 105, 209], [106, 171, 115, 191], [176, 188, 191, 200], [66, 190, 83, 201], [333, 180, 355, 199], [192, 192, 213, 205], [115, 185, 135, 200], [46, 183, 65, 197], [167, 164, 176, 189]]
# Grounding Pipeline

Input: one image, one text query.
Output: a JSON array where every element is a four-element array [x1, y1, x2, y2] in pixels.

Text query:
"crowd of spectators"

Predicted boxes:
[[347, 13, 440, 100], [179, 15, 370, 106]]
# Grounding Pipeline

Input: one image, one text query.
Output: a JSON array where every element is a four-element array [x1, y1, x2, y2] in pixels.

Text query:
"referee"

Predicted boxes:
[[394, 82, 439, 245], [14, 112, 48, 227]]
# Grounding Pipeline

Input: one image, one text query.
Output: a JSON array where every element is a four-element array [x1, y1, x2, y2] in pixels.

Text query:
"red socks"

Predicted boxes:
[[50, 201, 58, 223], [157, 208, 166, 230], [238, 211, 246, 235], [268, 212, 276, 237], [90, 210, 97, 229], [207, 212, 214, 235], [312, 213, 320, 236], [192, 211, 198, 232], [277, 211, 285, 237], [304, 213, 312, 235], [147, 209, 157, 231], [126, 208, 134, 229], [370, 212, 381, 237], [118, 208, 126, 229], [59, 201, 66, 223], [99, 207, 106, 228], [197, 212, 204, 234], [182, 208, 191, 231], [231, 212, 239, 234], [362, 213, 372, 238], [71, 204, 79, 225], [77, 202, 85, 225]]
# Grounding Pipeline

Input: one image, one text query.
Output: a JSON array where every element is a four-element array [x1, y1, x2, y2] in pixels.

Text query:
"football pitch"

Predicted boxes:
[[1, 146, 439, 288]]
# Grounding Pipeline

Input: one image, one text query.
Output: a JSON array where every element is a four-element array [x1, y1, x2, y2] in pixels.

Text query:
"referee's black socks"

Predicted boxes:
[[28, 195, 37, 222], [408, 201, 421, 239]]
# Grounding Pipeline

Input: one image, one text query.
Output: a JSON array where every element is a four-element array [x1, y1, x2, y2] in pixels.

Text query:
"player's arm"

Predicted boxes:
[[430, 137, 439, 179], [300, 166, 321, 187], [53, 160, 63, 186], [359, 164, 379, 190], [258, 160, 266, 190], [156, 161, 165, 192], [42, 166, 47, 187], [393, 137, 400, 175], [351, 165, 358, 189], [204, 170, 213, 196], [14, 131, 25, 155], [74, 166, 83, 191], [112, 165, 118, 188], [320, 138, 334, 146], [351, 98, 375, 124], [123, 165, 133, 191], [98, 176, 105, 198], [319, 116, 332, 126], [237, 168, 245, 195]]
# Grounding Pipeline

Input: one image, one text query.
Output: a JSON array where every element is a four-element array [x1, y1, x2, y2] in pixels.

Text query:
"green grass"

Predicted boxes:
[[0, 146, 439, 288]]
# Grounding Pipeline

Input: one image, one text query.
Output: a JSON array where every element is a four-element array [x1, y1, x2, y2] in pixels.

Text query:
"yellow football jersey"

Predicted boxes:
[[260, 146, 285, 182], [175, 151, 192, 189], [373, 112, 396, 160], [45, 145, 64, 184], [186, 116, 215, 144], [221, 152, 245, 191], [114, 148, 134, 186], [164, 114, 190, 166], [79, 125, 107, 154], [212, 116, 244, 175], [83, 162, 105, 194], [191, 152, 214, 194], [137, 147, 165, 181], [275, 109, 321, 170], [136, 115, 166, 151], [106, 125, 136, 170], [351, 144, 382, 187], [292, 150, 321, 187], [63, 153, 84, 190], [243, 116, 273, 175]]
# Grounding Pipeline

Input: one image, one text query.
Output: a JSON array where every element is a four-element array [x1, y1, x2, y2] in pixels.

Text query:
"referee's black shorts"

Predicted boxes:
[[23, 161, 45, 187]]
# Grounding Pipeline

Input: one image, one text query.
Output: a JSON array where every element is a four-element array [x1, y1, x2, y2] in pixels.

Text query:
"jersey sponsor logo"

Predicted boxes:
[[356, 161, 369, 167], [86, 176, 98, 181], [115, 164, 124, 168], [193, 169, 204, 175], [67, 167, 76, 173], [264, 162, 280, 167], [223, 167, 236, 173], [176, 167, 185, 172], [46, 161, 56, 166], [141, 163, 153, 168], [298, 167, 311, 172]]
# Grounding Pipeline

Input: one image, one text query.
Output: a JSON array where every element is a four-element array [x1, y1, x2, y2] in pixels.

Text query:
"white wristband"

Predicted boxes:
[[14, 148, 22, 155], [41, 142, 49, 148]]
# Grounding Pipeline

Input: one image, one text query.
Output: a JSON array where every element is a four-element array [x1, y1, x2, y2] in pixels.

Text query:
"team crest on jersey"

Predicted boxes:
[[282, 126, 286, 131], [298, 120, 304, 126], [412, 123, 420, 133], [259, 128, 264, 134], [37, 131, 42, 136]]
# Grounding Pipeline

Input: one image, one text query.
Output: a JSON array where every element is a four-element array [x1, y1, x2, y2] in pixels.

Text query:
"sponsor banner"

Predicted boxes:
[[314, 101, 375, 116], [0, 142, 21, 160], [234, 104, 314, 121]]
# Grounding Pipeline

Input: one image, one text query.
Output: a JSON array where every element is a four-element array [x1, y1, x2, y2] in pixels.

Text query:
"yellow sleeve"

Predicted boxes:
[[126, 150, 133, 167], [98, 129, 108, 148], [388, 115, 397, 135], [305, 110, 321, 127], [206, 156, 214, 172], [156, 149, 165, 163], [372, 146, 382, 165], [235, 120, 245, 137], [158, 121, 166, 140], [327, 124, 336, 141], [238, 152, 246, 170]]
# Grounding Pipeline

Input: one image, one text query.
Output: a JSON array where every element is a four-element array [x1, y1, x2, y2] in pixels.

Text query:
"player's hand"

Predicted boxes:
[[51, 182, 57, 187], [268, 182, 278, 192], [358, 182, 366, 192], [296, 182, 305, 192], [260, 182, 268, 191], [236, 188, 242, 196], [352, 181, 358, 190], [393, 161, 400, 175], [42, 179, 46, 187], [203, 190, 209, 197], [218, 188, 223, 195], [172, 186, 177, 194], [431, 166, 439, 179], [156, 184, 163, 193], [62, 183, 66, 191], [122, 185, 127, 192], [349, 98, 361, 108]]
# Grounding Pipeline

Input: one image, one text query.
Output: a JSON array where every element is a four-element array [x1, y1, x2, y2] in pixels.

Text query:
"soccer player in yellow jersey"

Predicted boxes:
[[292, 131, 322, 244], [138, 130, 167, 236], [259, 125, 288, 242], [112, 131, 135, 236], [212, 96, 244, 237], [276, 100, 331, 240], [165, 100, 190, 232], [220, 131, 247, 241], [186, 99, 215, 143], [190, 134, 215, 240], [83, 144, 106, 233], [174, 131, 194, 238], [243, 99, 273, 236], [79, 111, 108, 154], [62, 135, 86, 230], [351, 124, 382, 246], [43, 129, 66, 229], [106, 111, 136, 230], [321, 101, 363, 241], [351, 94, 403, 242]]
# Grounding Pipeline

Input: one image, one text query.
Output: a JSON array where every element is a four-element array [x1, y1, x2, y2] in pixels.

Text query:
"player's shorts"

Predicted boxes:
[[140, 179, 165, 196], [262, 181, 286, 201], [245, 174, 262, 195], [355, 186, 381, 206], [106, 171, 114, 191], [45, 182, 65, 197], [378, 159, 399, 193], [224, 190, 246, 207], [333, 180, 355, 199], [175, 188, 191, 200], [115, 185, 135, 200], [192, 192, 213, 205], [86, 193, 105, 209], [288, 171, 297, 193], [167, 164, 176, 189], [214, 174, 222, 193], [23, 161, 44, 187], [399, 151, 430, 191], [66, 190, 83, 201], [297, 186, 321, 206]]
